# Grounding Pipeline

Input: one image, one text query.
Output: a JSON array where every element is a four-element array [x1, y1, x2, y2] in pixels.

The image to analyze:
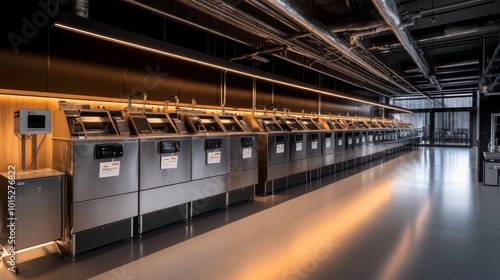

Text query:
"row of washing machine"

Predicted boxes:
[[51, 107, 419, 259]]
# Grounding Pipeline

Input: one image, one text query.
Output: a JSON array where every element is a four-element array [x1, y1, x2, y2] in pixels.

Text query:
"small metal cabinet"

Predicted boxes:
[[0, 169, 64, 252], [483, 152, 500, 186]]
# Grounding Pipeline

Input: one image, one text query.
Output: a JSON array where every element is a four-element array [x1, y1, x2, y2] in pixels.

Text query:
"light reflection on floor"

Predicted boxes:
[[3, 147, 500, 280]]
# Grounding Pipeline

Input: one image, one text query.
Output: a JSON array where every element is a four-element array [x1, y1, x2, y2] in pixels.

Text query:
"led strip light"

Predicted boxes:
[[53, 22, 413, 114]]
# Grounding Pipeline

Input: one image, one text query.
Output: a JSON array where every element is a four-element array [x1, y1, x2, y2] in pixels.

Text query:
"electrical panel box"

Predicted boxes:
[[14, 109, 52, 134]]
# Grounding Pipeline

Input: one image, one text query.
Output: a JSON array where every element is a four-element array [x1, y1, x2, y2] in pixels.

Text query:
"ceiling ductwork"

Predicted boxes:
[[368, 15, 500, 51], [115, 0, 500, 105], [257, 0, 426, 96], [123, 0, 407, 96], [370, 0, 442, 92]]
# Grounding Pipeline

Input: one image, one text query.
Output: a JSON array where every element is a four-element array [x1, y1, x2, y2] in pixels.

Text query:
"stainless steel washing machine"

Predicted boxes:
[[182, 113, 231, 216], [320, 118, 351, 171], [218, 115, 259, 205], [244, 115, 289, 195], [299, 117, 324, 179], [52, 109, 138, 259], [125, 111, 192, 234], [276, 116, 309, 187]]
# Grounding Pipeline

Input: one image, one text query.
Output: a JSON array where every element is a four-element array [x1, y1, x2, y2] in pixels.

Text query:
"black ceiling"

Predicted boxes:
[[84, 0, 500, 102]]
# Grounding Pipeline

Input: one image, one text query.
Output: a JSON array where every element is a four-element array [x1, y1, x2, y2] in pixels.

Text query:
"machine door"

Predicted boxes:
[[139, 138, 192, 190], [266, 134, 289, 165], [289, 133, 307, 161], [335, 132, 345, 152], [230, 136, 259, 172], [72, 140, 139, 202], [345, 132, 354, 150], [192, 137, 230, 180], [354, 132, 362, 148], [307, 133, 322, 157], [322, 133, 334, 155]]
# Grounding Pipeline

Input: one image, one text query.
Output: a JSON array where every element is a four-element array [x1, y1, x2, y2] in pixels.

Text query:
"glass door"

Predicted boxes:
[[434, 111, 470, 146]]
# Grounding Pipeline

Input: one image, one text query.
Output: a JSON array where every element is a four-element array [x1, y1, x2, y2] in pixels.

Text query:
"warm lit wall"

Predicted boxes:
[[0, 2, 376, 172], [0, 94, 57, 172], [0, 92, 135, 173]]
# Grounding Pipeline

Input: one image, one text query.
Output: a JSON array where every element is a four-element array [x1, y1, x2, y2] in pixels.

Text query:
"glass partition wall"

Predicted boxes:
[[392, 111, 472, 147]]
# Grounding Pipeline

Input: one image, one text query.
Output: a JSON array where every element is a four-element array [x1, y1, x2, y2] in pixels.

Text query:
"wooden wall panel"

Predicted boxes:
[[0, 93, 129, 173], [0, 95, 55, 172], [48, 30, 124, 97]]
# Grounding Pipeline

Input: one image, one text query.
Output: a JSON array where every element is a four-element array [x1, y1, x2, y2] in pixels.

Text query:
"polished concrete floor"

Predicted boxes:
[[2, 147, 500, 279]]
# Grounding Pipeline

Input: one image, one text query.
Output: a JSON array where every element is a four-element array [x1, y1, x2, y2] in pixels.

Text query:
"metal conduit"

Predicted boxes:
[[370, 0, 443, 92], [123, 0, 407, 96], [258, 0, 422, 95]]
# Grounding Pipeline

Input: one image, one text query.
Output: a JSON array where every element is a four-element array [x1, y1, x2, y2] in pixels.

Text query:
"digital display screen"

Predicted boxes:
[[160, 141, 181, 153], [163, 142, 173, 149], [132, 117, 152, 134], [95, 144, 123, 159], [28, 115, 46, 128]]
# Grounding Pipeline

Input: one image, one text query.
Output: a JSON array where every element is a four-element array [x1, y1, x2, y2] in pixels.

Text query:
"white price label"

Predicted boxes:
[[348, 138, 352, 145], [311, 141, 318, 150], [277, 144, 285, 154], [356, 138, 359, 144], [242, 148, 252, 159], [207, 151, 221, 164], [161, 155, 178, 169], [296, 142, 303, 151], [99, 161, 120, 178], [326, 139, 331, 148], [338, 139, 343, 146], [362, 136, 366, 143]]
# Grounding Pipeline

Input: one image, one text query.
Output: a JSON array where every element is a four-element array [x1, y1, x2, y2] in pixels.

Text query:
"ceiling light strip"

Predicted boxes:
[[53, 23, 412, 114]]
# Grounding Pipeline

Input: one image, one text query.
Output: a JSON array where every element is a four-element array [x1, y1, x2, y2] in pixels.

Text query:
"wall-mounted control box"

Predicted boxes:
[[14, 109, 52, 134]]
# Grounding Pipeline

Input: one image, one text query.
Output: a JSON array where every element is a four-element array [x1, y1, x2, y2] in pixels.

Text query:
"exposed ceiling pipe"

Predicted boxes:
[[435, 67, 479, 75], [370, 0, 443, 92], [419, 80, 479, 88], [425, 87, 478, 93], [482, 34, 500, 84], [240, 0, 409, 95], [435, 59, 479, 69], [329, 20, 383, 33], [122, 0, 411, 97], [439, 75, 480, 82], [350, 26, 393, 45], [182, 0, 406, 96], [349, 14, 420, 45], [120, 0, 252, 46], [170, 0, 407, 95], [368, 15, 500, 51], [489, 73, 500, 92], [404, 59, 480, 73], [419, 19, 500, 45], [258, 0, 420, 96], [419, 0, 486, 15], [279, 53, 397, 97], [229, 45, 288, 62]]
